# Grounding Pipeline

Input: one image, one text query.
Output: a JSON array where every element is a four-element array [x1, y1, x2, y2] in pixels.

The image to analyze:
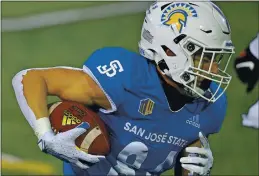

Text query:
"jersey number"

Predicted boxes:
[[97, 60, 124, 77], [108, 141, 177, 176]]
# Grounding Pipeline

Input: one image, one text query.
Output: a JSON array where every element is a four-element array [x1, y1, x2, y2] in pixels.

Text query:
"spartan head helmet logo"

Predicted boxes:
[[161, 3, 198, 33]]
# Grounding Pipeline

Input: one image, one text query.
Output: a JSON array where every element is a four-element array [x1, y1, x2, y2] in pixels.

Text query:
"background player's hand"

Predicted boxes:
[[234, 47, 259, 93], [180, 132, 213, 175], [37, 122, 105, 169]]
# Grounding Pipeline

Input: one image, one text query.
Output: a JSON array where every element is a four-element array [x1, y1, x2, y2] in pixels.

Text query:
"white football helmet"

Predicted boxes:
[[139, 1, 235, 102]]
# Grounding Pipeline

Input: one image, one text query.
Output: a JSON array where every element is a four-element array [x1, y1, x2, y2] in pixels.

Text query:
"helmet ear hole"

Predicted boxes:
[[187, 43, 195, 52], [161, 45, 176, 56]]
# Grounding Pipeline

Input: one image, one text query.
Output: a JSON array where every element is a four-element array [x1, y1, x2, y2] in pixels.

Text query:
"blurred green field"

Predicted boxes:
[[1, 1, 112, 17], [1, 1, 259, 175]]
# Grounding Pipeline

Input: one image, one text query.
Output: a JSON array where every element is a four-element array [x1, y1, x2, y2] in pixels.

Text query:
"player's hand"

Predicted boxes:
[[234, 47, 259, 93], [37, 122, 105, 169], [180, 132, 213, 175]]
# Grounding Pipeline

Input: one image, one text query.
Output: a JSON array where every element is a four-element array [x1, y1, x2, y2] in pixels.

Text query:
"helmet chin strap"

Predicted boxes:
[[156, 65, 193, 98], [154, 53, 189, 95], [154, 53, 170, 76], [182, 78, 213, 100], [184, 85, 204, 98]]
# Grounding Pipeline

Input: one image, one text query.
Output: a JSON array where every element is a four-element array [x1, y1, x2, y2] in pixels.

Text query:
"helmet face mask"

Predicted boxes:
[[139, 1, 235, 102], [179, 40, 233, 101]]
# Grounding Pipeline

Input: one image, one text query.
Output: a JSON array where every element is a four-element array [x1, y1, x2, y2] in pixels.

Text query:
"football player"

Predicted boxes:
[[12, 1, 235, 175], [234, 34, 258, 129]]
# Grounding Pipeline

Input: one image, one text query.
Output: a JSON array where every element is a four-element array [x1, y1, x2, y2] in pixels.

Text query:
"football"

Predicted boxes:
[[48, 101, 110, 155]]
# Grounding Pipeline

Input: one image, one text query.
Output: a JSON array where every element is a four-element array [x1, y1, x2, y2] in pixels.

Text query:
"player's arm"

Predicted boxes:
[[12, 67, 109, 168], [174, 132, 213, 176], [13, 67, 110, 125], [234, 34, 259, 93]]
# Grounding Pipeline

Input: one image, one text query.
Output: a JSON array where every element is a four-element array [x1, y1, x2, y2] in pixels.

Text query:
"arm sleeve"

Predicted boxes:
[[12, 69, 38, 130], [12, 66, 83, 138]]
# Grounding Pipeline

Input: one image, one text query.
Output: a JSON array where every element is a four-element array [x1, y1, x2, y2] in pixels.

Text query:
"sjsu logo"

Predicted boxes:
[[161, 3, 198, 33], [97, 60, 124, 77]]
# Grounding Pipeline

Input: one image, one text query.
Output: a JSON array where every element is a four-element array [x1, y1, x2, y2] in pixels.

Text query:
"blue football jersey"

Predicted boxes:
[[70, 47, 227, 176]]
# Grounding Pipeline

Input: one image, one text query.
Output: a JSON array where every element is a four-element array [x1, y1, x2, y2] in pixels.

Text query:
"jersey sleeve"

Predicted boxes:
[[212, 96, 227, 134], [82, 47, 133, 114], [208, 83, 228, 134]]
